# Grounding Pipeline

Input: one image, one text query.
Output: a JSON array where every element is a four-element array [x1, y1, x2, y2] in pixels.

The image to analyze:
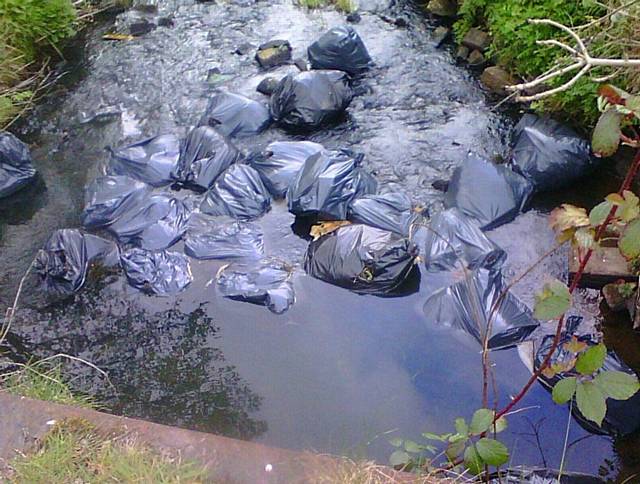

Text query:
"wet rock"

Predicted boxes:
[[235, 42, 254, 55], [255, 40, 292, 69], [293, 57, 308, 71], [468, 49, 486, 67], [433, 26, 451, 47], [602, 282, 633, 312], [480, 66, 516, 95], [462, 28, 491, 52], [431, 179, 449, 192], [157, 16, 175, 28], [394, 17, 408, 28], [427, 0, 457, 17], [206, 68, 231, 85], [346, 12, 361, 23], [455, 45, 469, 61], [256, 77, 280, 95], [132, 0, 159, 13], [129, 20, 156, 37]]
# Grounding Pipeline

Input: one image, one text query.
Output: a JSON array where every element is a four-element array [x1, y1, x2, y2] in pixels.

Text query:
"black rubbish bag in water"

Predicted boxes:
[[81, 175, 151, 228], [287, 149, 377, 220], [444, 153, 533, 230], [510, 114, 593, 191], [423, 267, 539, 350], [216, 258, 295, 314], [108, 134, 180, 187], [35, 229, 119, 296], [348, 192, 424, 237], [488, 467, 605, 484], [108, 193, 191, 250], [184, 213, 264, 260], [198, 91, 271, 138], [121, 248, 192, 295], [423, 208, 506, 272], [270, 70, 353, 130], [0, 131, 37, 199], [200, 164, 272, 220], [174, 126, 241, 192], [304, 224, 419, 295], [249, 140, 324, 198], [307, 26, 372, 76]]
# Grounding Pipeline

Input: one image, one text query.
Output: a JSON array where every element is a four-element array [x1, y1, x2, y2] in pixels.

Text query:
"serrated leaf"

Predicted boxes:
[[620, 191, 640, 222], [389, 450, 410, 467], [573, 227, 595, 249], [595, 370, 640, 400], [534, 279, 571, 320], [619, 218, 640, 259], [454, 417, 468, 437], [564, 336, 588, 354], [592, 108, 623, 158], [469, 409, 493, 435], [475, 438, 509, 466], [590, 201, 613, 227], [576, 380, 607, 426], [445, 438, 466, 461], [552, 377, 577, 404], [606, 193, 625, 205], [389, 437, 403, 447], [464, 445, 484, 475], [550, 204, 590, 235], [404, 440, 422, 453], [627, 96, 640, 119], [576, 344, 607, 375]]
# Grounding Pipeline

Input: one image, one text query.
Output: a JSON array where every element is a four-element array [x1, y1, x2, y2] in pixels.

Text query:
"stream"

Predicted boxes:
[[1, 0, 638, 479]]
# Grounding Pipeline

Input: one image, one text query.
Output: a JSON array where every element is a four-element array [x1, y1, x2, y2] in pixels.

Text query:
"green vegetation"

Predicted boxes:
[[298, 0, 355, 14]]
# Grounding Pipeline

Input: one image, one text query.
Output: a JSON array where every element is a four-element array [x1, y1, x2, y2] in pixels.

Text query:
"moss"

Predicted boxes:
[[298, 0, 355, 13]]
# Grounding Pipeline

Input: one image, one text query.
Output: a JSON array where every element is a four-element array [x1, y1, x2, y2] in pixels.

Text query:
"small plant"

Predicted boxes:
[[297, 0, 355, 13]]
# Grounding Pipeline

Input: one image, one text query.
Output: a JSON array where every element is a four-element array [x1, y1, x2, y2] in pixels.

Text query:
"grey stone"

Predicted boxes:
[[394, 17, 408, 28], [235, 42, 254, 55], [462, 28, 491, 52], [293, 57, 308, 71], [603, 283, 631, 312], [427, 0, 457, 17], [129, 20, 156, 37], [480, 66, 516, 95], [433, 26, 451, 47], [255, 40, 292, 69], [256, 77, 280, 96], [346, 12, 361, 23], [456, 45, 469, 61], [468, 49, 486, 67]]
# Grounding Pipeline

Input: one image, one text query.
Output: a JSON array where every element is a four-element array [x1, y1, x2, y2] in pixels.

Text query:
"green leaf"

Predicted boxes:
[[455, 417, 469, 437], [576, 381, 607, 426], [494, 416, 508, 434], [534, 279, 571, 320], [404, 440, 422, 453], [464, 445, 484, 475], [422, 432, 447, 442], [589, 201, 613, 227], [620, 219, 640, 259], [469, 409, 494, 435], [389, 438, 403, 447], [573, 227, 595, 249], [389, 450, 410, 467], [595, 370, 640, 400], [552, 376, 577, 404], [445, 438, 466, 461], [575, 344, 607, 375], [475, 438, 509, 466], [620, 191, 640, 222], [592, 108, 623, 158]]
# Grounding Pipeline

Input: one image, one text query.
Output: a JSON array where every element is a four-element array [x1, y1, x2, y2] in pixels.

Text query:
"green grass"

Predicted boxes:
[[298, 0, 356, 14]]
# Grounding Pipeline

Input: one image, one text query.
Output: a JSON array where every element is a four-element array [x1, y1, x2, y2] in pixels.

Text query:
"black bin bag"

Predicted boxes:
[[444, 153, 533, 230], [200, 164, 271, 220], [423, 268, 539, 350], [121, 248, 192, 296], [304, 224, 419, 295], [198, 91, 271, 138], [423, 208, 506, 272], [108, 134, 180, 187], [216, 258, 295, 314], [349, 192, 423, 237], [35, 229, 119, 296], [249, 141, 324, 198], [287, 149, 377, 220], [174, 126, 241, 191], [184, 213, 264, 260], [488, 468, 605, 484], [108, 194, 191, 250], [0, 131, 37, 198], [270, 70, 353, 130], [511, 114, 593, 191], [307, 26, 372, 76], [81, 175, 151, 228]]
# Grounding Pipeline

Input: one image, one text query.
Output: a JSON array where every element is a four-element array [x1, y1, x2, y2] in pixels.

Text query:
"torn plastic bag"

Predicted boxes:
[[444, 154, 533, 231], [174, 126, 241, 191], [0, 131, 37, 198], [423, 208, 506, 272], [531, 317, 640, 437], [108, 134, 180, 187], [249, 141, 324, 198], [200, 164, 271, 220], [287, 149, 377, 220], [304, 224, 418, 295], [511, 114, 593, 191], [198, 92, 271, 138], [108, 194, 191, 250], [81, 175, 151, 228], [307, 26, 372, 75], [216, 258, 295, 314], [348, 192, 423, 237], [423, 268, 539, 350], [35, 229, 119, 296], [488, 467, 605, 484], [184, 213, 264, 260], [121, 248, 192, 295], [269, 70, 353, 130]]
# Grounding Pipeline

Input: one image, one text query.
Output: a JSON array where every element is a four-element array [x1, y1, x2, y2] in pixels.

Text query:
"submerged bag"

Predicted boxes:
[[198, 92, 271, 138], [270, 70, 353, 130], [287, 149, 377, 220], [510, 114, 593, 191], [444, 153, 533, 230], [174, 126, 240, 191], [249, 141, 324, 198], [121, 248, 193, 295], [0, 131, 37, 198], [184, 213, 264, 260], [348, 192, 423, 237], [307, 26, 372, 75], [304, 224, 418, 295], [108, 134, 180, 187], [200, 164, 271, 220], [81, 175, 151, 228]]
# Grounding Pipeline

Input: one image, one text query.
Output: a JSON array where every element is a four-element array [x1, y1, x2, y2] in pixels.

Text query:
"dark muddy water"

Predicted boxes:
[[0, 0, 635, 479]]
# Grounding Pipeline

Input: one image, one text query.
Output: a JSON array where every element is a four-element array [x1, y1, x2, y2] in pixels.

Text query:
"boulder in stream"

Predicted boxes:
[[255, 40, 292, 69]]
